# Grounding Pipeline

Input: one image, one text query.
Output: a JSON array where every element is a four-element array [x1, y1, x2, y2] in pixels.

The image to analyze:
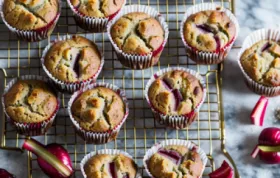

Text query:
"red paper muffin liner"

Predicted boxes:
[[238, 28, 280, 97], [0, 0, 61, 42], [66, 0, 126, 32], [1, 75, 60, 136], [67, 83, 129, 144], [80, 149, 141, 178], [107, 5, 169, 69], [143, 139, 208, 178], [41, 35, 104, 93], [180, 3, 240, 64], [145, 67, 206, 129]]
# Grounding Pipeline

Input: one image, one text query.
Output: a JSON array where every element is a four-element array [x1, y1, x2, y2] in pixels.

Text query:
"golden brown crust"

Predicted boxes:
[[241, 40, 280, 87], [71, 0, 124, 17], [183, 10, 236, 52], [3, 0, 58, 30], [148, 145, 203, 178], [148, 70, 203, 115], [71, 87, 125, 132], [4, 80, 58, 123], [84, 154, 137, 178], [44, 36, 101, 83], [111, 12, 164, 55]]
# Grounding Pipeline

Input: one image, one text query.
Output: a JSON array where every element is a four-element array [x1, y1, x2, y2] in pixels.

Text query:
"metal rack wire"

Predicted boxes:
[[0, 0, 239, 177]]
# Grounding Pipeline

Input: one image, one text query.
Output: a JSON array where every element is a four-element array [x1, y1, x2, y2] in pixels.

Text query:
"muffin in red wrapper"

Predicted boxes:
[[2, 75, 60, 136], [68, 83, 129, 144], [0, 0, 61, 42], [107, 5, 169, 69], [180, 3, 239, 64], [41, 35, 104, 93], [67, 0, 126, 32], [145, 67, 206, 129]]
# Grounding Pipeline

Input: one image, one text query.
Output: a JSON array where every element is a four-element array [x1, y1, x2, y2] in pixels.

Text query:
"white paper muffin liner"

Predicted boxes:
[[0, 0, 61, 42], [145, 67, 206, 129], [68, 83, 129, 144], [107, 5, 169, 69], [41, 35, 105, 93], [180, 3, 239, 64], [66, 0, 126, 32], [237, 28, 280, 96], [81, 149, 142, 178], [143, 139, 208, 178], [1, 75, 60, 136]]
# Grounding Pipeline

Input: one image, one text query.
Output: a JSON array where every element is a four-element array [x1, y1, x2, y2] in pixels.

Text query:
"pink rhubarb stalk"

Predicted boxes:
[[209, 161, 234, 178], [250, 96, 268, 126]]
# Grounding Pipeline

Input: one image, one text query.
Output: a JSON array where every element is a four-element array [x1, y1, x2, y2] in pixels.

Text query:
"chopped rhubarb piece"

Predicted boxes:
[[109, 162, 117, 178], [209, 161, 233, 178], [261, 42, 272, 52], [162, 78, 173, 90], [0, 169, 14, 178], [196, 24, 214, 33], [172, 89, 183, 111], [214, 36, 221, 51], [251, 145, 260, 158], [73, 53, 81, 78], [158, 149, 182, 165], [250, 96, 268, 126]]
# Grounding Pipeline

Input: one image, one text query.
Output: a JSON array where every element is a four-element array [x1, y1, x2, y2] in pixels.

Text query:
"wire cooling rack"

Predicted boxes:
[[0, 0, 239, 177]]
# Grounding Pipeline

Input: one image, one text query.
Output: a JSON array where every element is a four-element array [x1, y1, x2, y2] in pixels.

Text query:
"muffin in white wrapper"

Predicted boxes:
[[1, 75, 60, 136], [81, 149, 142, 178], [107, 5, 169, 69], [145, 67, 206, 129], [143, 139, 208, 178], [180, 3, 239, 64], [66, 0, 126, 32], [68, 83, 129, 144], [0, 0, 61, 42], [238, 28, 280, 97], [41, 35, 104, 93]]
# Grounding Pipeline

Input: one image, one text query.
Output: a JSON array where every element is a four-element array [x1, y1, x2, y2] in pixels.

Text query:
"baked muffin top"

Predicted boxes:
[[3, 0, 59, 30], [148, 145, 204, 178], [148, 70, 203, 115], [183, 10, 236, 52], [4, 80, 58, 123], [241, 40, 280, 87], [71, 87, 125, 132], [70, 0, 125, 17], [84, 153, 137, 178], [44, 36, 101, 83], [111, 12, 164, 55]]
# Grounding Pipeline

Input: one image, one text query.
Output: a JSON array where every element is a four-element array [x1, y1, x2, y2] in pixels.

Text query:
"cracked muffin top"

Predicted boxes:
[[3, 0, 59, 30], [4, 80, 58, 123], [70, 0, 125, 17], [110, 12, 164, 55], [71, 87, 125, 132], [148, 70, 203, 115], [183, 10, 236, 52], [241, 40, 280, 87], [44, 36, 102, 83], [84, 153, 137, 178], [148, 145, 204, 178]]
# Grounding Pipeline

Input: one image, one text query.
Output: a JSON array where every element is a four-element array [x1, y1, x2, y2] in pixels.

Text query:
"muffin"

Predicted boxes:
[[145, 67, 206, 129], [143, 140, 207, 178], [67, 0, 125, 32], [238, 29, 280, 96], [68, 83, 128, 143], [2, 76, 59, 136], [82, 152, 138, 178], [180, 3, 239, 64], [107, 5, 169, 69], [1, 0, 61, 41], [42, 35, 104, 93]]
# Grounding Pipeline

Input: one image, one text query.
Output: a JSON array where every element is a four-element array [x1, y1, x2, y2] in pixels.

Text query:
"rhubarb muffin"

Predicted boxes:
[[67, 0, 125, 32], [109, 7, 168, 69], [2, 0, 60, 41], [83, 153, 137, 178], [147, 145, 204, 178], [240, 40, 280, 87], [3, 77, 59, 136], [42, 35, 103, 92]]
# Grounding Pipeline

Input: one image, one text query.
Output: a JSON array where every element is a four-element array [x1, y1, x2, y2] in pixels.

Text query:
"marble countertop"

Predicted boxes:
[[1, 0, 280, 177]]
